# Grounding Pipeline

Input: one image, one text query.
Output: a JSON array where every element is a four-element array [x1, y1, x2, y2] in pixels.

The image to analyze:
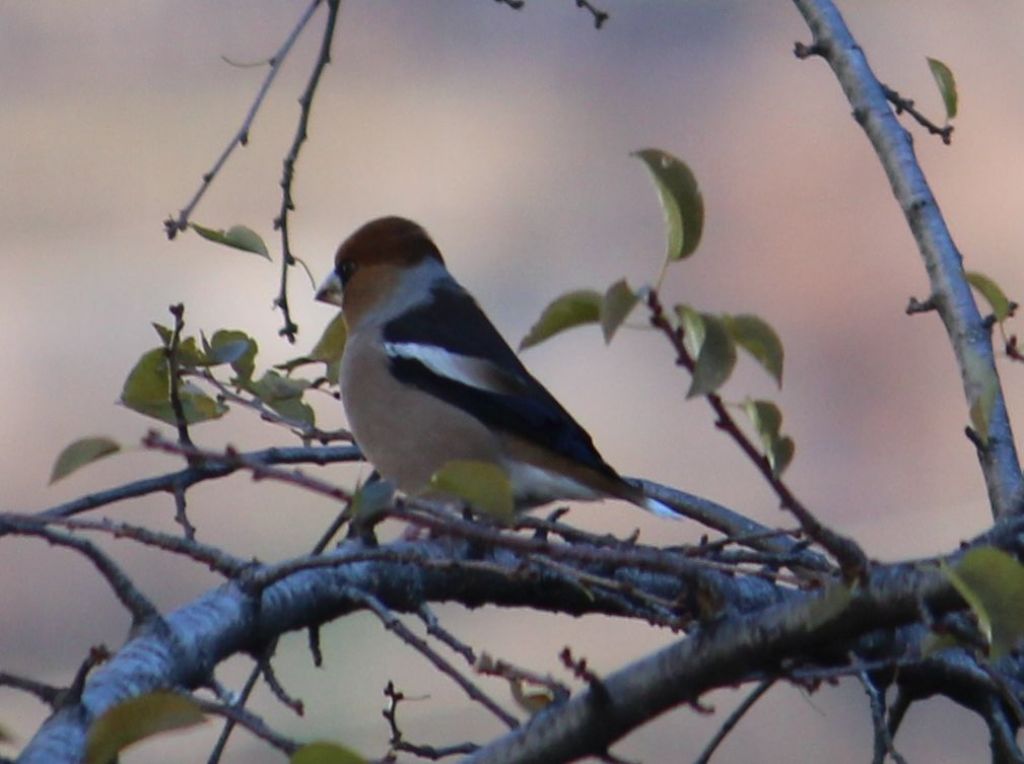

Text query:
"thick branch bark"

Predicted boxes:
[[791, 0, 1022, 518]]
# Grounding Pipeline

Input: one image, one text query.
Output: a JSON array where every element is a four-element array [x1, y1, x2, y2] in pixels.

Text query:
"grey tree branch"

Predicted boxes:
[[791, 0, 1023, 518]]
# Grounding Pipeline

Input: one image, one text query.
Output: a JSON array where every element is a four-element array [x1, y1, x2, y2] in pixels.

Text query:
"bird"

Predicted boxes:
[[315, 216, 674, 518]]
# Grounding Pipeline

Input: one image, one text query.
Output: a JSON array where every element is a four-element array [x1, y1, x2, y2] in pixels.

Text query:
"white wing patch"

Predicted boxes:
[[384, 342, 515, 394]]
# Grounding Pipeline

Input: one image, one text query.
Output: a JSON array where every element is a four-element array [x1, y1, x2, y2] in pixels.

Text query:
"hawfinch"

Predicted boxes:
[[316, 216, 673, 518]]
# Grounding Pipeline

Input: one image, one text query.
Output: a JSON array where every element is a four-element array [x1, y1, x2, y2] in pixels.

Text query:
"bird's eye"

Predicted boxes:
[[338, 260, 357, 286]]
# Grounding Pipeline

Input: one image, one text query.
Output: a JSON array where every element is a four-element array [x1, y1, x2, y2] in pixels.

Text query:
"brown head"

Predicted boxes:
[[316, 216, 446, 328]]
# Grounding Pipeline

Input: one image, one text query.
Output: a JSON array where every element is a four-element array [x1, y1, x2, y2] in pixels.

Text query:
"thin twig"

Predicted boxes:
[[791, 0, 1023, 519], [881, 84, 953, 145], [857, 670, 908, 764], [693, 680, 773, 764], [16, 515, 249, 578], [574, 0, 609, 28], [416, 605, 476, 664], [164, 0, 324, 239], [382, 681, 480, 759], [198, 369, 352, 443], [645, 289, 867, 580], [32, 444, 361, 523], [0, 516, 158, 627], [196, 696, 300, 756], [273, 0, 342, 342], [0, 672, 63, 708], [357, 591, 520, 729], [166, 304, 195, 452]]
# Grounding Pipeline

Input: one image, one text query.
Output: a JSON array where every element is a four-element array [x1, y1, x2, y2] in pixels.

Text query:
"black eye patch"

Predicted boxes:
[[338, 260, 357, 286]]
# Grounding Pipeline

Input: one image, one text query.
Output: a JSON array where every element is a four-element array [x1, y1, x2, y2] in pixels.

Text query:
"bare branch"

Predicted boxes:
[[693, 680, 774, 764], [357, 591, 520, 729], [273, 0, 342, 342], [791, 0, 1023, 517], [31, 444, 361, 523], [645, 288, 868, 580], [0, 516, 158, 627], [163, 0, 325, 239]]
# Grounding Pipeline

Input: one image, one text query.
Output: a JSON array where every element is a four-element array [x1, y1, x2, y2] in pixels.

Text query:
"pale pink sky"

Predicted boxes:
[[3, 3, 1024, 761]]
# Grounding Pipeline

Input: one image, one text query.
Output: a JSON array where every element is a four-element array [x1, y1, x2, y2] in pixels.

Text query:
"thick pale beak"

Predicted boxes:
[[315, 271, 344, 307]]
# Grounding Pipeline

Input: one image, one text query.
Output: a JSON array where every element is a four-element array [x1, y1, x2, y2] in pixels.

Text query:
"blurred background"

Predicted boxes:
[[3, 1, 1024, 761]]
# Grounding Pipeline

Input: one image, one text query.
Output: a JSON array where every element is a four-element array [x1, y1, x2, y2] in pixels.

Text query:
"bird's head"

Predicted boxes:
[[316, 216, 446, 326]]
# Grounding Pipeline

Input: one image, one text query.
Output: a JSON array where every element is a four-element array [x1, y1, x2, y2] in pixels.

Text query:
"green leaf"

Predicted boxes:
[[268, 396, 316, 427], [311, 312, 348, 363], [248, 370, 311, 401], [120, 348, 227, 425], [742, 399, 795, 475], [966, 271, 1013, 323], [291, 741, 367, 764], [724, 314, 784, 386], [675, 304, 706, 360], [428, 460, 515, 521], [152, 323, 173, 347], [687, 313, 736, 398], [311, 311, 348, 385], [50, 436, 121, 484], [209, 329, 258, 381], [192, 222, 271, 259], [121, 348, 170, 411], [944, 547, 1024, 658], [85, 691, 206, 764], [632, 148, 705, 262], [519, 290, 602, 351], [769, 435, 795, 477], [600, 279, 638, 344], [927, 56, 958, 120], [246, 370, 314, 426], [175, 336, 207, 368]]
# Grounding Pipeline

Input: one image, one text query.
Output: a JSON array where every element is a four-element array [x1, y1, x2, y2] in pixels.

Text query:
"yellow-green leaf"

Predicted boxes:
[[966, 271, 1013, 323], [121, 348, 170, 409], [248, 370, 310, 402], [927, 56, 958, 120], [675, 304, 706, 360], [944, 547, 1024, 658], [152, 323, 173, 346], [311, 311, 348, 363], [85, 691, 206, 764], [725, 314, 784, 386], [291, 741, 366, 764], [120, 348, 227, 425], [50, 436, 121, 484], [633, 148, 705, 262], [519, 290, 602, 351], [428, 460, 515, 521], [742, 399, 795, 476], [311, 311, 348, 385], [510, 679, 555, 715], [600, 279, 638, 344], [175, 336, 207, 369], [192, 222, 271, 259], [687, 313, 736, 398], [769, 435, 795, 477], [210, 329, 258, 381]]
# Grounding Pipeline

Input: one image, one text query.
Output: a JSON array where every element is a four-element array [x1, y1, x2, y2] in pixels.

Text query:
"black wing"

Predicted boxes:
[[383, 282, 619, 478]]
